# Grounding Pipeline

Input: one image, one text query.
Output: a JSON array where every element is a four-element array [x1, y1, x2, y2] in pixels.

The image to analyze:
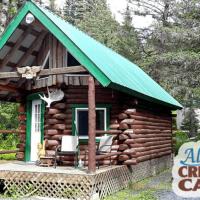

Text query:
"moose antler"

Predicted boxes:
[[39, 87, 64, 107]]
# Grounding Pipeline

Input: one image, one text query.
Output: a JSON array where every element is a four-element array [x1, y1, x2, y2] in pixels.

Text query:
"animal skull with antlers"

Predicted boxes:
[[39, 87, 64, 108]]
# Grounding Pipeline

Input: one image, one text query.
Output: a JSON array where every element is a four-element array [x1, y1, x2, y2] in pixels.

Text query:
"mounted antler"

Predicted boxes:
[[39, 87, 64, 107]]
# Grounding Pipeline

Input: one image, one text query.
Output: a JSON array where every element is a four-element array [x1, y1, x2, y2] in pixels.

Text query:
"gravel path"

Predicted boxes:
[[139, 170, 198, 200], [155, 190, 198, 200]]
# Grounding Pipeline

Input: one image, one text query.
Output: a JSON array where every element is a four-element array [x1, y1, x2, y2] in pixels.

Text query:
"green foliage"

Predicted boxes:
[[0, 102, 19, 160], [63, 0, 89, 25], [117, 1, 141, 63], [181, 108, 199, 137], [131, 0, 200, 106], [77, 0, 121, 52], [0, 0, 24, 32], [63, 0, 141, 61], [0, 153, 16, 160], [174, 130, 189, 155]]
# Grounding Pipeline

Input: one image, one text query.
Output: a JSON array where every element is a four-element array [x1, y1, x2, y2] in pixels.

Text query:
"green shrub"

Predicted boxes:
[[174, 130, 189, 155]]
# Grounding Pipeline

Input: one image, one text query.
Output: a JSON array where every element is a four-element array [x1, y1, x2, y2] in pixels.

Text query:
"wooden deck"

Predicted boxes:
[[0, 161, 111, 174], [0, 161, 131, 200]]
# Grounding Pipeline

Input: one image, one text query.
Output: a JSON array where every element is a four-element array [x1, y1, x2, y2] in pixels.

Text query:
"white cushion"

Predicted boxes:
[[61, 136, 78, 152], [98, 135, 113, 152]]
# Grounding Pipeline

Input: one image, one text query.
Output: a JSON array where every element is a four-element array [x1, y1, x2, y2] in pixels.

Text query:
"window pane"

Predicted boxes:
[[77, 109, 106, 136], [78, 111, 88, 136], [96, 110, 105, 130]]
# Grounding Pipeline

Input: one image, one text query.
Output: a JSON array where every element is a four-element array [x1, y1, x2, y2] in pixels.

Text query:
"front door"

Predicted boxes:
[[30, 99, 42, 162]]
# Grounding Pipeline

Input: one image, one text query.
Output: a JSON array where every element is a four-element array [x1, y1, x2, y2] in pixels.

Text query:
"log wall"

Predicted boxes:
[[44, 85, 122, 166], [43, 85, 172, 166], [117, 108, 172, 165], [17, 85, 173, 167]]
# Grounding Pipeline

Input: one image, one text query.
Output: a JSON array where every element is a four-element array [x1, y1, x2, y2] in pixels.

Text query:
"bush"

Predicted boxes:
[[174, 130, 189, 155]]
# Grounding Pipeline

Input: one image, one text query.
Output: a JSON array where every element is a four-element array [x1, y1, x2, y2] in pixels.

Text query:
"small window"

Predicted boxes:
[[75, 108, 107, 138], [67, 52, 80, 66]]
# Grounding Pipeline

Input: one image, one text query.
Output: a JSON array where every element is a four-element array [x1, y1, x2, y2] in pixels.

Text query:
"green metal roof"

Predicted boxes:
[[0, 1, 182, 109]]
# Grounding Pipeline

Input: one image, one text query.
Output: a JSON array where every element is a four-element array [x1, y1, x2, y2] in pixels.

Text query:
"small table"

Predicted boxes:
[[39, 156, 54, 167]]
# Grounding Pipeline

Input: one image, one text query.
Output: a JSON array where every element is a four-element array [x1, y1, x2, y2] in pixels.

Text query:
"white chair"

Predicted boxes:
[[54, 135, 79, 168], [98, 135, 113, 153], [85, 135, 114, 168]]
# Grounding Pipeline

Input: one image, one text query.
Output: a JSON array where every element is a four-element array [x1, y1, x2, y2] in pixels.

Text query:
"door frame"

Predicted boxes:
[[25, 93, 45, 162]]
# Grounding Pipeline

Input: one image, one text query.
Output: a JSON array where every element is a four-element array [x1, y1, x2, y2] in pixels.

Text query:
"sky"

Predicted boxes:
[[107, 0, 152, 28], [55, 0, 152, 28]]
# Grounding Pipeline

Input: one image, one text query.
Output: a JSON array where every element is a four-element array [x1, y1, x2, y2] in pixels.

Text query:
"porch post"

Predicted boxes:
[[88, 75, 96, 173]]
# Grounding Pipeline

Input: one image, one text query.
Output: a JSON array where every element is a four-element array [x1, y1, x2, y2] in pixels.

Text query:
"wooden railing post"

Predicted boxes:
[[88, 76, 96, 173]]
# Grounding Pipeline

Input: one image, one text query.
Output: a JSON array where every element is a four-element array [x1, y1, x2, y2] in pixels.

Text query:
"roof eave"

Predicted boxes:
[[109, 83, 183, 110]]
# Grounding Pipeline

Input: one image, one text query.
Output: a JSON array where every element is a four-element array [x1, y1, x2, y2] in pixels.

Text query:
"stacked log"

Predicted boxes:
[[16, 104, 26, 160], [117, 108, 172, 165], [45, 102, 71, 156], [60, 86, 123, 166]]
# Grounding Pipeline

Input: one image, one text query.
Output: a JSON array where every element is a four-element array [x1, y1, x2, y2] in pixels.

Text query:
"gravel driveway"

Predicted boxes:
[[134, 170, 198, 200]]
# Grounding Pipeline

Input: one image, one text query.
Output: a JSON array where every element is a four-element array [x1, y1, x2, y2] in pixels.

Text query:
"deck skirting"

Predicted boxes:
[[0, 155, 172, 199], [0, 166, 130, 200]]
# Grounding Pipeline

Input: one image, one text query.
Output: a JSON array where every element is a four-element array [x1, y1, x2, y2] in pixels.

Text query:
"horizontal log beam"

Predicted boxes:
[[39, 66, 87, 76], [0, 66, 87, 79], [96, 130, 122, 135], [0, 130, 24, 134], [0, 149, 19, 154], [0, 84, 22, 92]]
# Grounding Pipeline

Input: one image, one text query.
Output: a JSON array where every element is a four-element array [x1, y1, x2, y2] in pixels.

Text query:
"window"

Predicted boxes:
[[34, 103, 41, 132], [74, 107, 108, 138], [67, 52, 80, 66]]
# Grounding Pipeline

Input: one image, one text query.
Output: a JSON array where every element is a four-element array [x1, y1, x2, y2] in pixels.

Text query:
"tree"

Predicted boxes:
[[131, 0, 200, 106], [130, 0, 174, 26], [49, 0, 56, 12], [117, 1, 141, 63], [0, 0, 25, 33], [63, 0, 87, 25], [77, 0, 120, 52], [181, 108, 199, 138]]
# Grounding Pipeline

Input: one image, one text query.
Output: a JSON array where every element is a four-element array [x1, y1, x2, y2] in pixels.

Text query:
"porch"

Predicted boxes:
[[0, 161, 130, 200]]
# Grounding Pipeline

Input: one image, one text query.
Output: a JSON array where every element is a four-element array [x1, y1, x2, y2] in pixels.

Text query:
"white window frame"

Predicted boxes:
[[75, 107, 107, 139]]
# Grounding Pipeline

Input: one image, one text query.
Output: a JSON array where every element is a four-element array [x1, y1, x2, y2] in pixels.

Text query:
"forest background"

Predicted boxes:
[[0, 0, 199, 155]]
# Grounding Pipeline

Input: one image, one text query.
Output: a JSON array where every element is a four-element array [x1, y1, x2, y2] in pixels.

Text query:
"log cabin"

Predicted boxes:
[[0, 0, 182, 175]]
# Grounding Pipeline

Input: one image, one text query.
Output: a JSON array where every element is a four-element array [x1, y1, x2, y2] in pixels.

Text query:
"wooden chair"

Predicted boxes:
[[54, 135, 79, 168]]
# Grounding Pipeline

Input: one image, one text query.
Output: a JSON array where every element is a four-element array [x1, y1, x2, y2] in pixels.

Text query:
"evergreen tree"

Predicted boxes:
[[77, 0, 120, 52], [131, 0, 200, 106], [181, 108, 199, 138], [0, 0, 26, 33], [117, 1, 141, 63], [63, 0, 87, 25], [63, 0, 75, 24], [49, 0, 56, 12]]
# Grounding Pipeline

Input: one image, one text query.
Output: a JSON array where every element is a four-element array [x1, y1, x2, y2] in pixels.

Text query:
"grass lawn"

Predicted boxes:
[[104, 170, 172, 200], [105, 189, 156, 200]]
